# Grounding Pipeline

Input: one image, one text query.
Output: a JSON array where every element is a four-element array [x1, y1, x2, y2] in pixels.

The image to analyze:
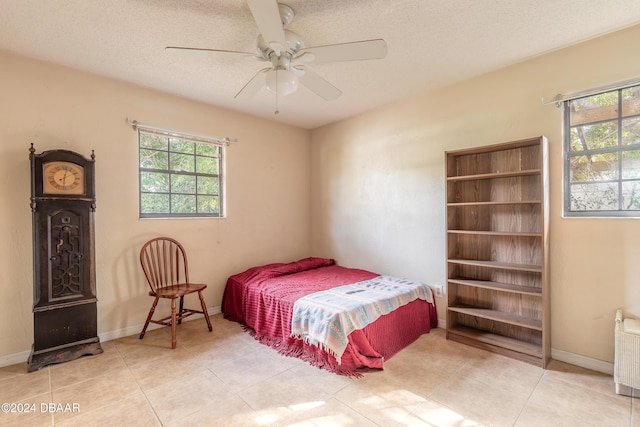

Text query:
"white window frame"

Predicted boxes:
[[563, 83, 640, 217], [138, 128, 226, 219]]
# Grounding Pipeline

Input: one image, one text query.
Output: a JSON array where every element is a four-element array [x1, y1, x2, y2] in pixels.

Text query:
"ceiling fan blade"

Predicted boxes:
[[165, 46, 256, 57], [234, 68, 270, 100], [298, 39, 387, 63], [247, 0, 287, 54], [297, 67, 342, 101]]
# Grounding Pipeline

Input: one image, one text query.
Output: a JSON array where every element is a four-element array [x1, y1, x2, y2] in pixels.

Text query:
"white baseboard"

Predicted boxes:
[[0, 350, 32, 369], [1, 309, 614, 377], [551, 348, 614, 375], [435, 323, 613, 375], [0, 306, 221, 369], [97, 305, 222, 342]]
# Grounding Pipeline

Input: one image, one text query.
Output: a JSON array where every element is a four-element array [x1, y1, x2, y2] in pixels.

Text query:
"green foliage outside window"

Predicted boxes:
[[565, 84, 640, 215], [139, 131, 223, 217]]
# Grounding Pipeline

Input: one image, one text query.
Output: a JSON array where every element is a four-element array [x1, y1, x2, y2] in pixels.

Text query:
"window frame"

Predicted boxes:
[[563, 84, 640, 217], [138, 128, 225, 219]]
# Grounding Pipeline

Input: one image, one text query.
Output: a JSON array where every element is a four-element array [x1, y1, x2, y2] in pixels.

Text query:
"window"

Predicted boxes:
[[138, 129, 224, 218], [564, 84, 640, 217]]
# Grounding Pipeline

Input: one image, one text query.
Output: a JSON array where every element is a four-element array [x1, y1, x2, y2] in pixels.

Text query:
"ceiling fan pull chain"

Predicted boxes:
[[274, 69, 280, 115]]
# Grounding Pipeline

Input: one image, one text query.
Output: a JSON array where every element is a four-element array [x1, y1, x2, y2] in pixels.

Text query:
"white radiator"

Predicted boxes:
[[615, 309, 640, 396]]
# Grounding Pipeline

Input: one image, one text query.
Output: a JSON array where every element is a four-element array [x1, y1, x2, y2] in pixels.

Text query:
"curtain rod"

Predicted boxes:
[[541, 77, 640, 108], [126, 118, 237, 146]]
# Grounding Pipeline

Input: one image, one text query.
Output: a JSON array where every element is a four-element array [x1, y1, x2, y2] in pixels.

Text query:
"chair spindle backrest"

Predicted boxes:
[[140, 237, 190, 292]]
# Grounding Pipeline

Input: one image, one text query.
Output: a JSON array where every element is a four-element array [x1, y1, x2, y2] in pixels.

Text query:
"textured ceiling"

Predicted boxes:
[[2, 0, 640, 129]]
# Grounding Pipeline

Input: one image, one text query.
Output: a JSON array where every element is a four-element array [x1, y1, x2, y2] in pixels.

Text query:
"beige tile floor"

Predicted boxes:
[[0, 314, 637, 427]]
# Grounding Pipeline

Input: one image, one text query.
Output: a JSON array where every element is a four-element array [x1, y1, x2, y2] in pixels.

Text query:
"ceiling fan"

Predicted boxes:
[[166, 0, 387, 105]]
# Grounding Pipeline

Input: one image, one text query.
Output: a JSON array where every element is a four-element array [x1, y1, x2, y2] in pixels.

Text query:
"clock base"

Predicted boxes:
[[27, 338, 103, 372]]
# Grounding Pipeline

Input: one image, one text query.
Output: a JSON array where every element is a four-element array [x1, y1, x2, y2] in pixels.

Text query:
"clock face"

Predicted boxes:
[[43, 161, 85, 195]]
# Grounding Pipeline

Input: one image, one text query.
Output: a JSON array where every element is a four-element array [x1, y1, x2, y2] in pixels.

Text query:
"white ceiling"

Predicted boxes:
[[2, 0, 640, 129]]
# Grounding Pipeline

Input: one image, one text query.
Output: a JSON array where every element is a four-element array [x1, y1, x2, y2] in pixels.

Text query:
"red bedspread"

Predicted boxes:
[[221, 257, 437, 376]]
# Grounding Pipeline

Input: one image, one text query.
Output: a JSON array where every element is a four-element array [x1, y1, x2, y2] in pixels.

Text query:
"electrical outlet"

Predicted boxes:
[[433, 284, 444, 298]]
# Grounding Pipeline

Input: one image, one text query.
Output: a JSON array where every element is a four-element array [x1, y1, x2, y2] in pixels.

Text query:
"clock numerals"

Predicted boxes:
[[43, 162, 85, 195], [48, 165, 79, 190]]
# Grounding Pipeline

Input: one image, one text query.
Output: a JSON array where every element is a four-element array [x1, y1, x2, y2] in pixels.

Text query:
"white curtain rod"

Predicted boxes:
[[126, 118, 237, 146], [541, 77, 640, 107]]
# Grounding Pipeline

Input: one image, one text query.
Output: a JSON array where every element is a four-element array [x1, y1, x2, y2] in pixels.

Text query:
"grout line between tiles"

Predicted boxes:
[[116, 341, 165, 427], [425, 356, 470, 400], [511, 366, 546, 427], [46, 367, 54, 427]]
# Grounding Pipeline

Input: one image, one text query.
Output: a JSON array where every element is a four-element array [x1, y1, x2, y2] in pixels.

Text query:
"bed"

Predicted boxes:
[[221, 257, 437, 377]]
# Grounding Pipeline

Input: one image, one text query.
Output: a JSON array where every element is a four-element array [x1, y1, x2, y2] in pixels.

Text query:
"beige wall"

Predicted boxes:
[[0, 52, 311, 360], [2, 23, 639, 368], [310, 24, 640, 365]]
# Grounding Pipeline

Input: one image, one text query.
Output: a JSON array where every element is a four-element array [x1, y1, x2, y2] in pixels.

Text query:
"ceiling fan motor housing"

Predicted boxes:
[[257, 30, 305, 60], [166, 0, 387, 102]]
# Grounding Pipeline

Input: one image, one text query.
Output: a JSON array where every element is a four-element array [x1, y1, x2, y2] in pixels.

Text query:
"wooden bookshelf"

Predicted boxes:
[[445, 137, 550, 368]]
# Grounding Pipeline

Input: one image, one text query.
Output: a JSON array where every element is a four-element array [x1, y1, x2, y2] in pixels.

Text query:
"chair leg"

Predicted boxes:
[[198, 291, 213, 332], [171, 297, 177, 349], [140, 296, 159, 340], [178, 295, 184, 325]]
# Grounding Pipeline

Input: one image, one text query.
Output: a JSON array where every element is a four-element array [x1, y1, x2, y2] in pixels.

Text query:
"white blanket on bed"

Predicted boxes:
[[290, 275, 433, 364]]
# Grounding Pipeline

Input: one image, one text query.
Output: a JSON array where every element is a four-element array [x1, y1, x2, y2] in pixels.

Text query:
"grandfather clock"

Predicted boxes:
[[28, 144, 102, 372]]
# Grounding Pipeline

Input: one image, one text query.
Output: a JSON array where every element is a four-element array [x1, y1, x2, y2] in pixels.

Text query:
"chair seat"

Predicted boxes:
[[150, 283, 207, 298]]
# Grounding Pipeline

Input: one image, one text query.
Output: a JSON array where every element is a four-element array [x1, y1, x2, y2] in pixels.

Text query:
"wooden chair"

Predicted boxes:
[[139, 237, 212, 348]]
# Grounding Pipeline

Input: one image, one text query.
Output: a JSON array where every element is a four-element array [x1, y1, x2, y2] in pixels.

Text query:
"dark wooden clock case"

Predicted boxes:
[[28, 145, 102, 372]]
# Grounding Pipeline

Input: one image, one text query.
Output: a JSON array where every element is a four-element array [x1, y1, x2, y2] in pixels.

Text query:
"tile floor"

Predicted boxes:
[[0, 314, 637, 427]]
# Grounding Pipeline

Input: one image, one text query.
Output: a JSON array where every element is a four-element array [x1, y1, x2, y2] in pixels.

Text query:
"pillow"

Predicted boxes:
[[291, 257, 335, 272], [256, 257, 335, 280]]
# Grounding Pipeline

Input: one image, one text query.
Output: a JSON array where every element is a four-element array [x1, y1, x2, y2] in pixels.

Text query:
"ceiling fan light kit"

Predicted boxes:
[[166, 0, 388, 109], [266, 68, 299, 96]]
